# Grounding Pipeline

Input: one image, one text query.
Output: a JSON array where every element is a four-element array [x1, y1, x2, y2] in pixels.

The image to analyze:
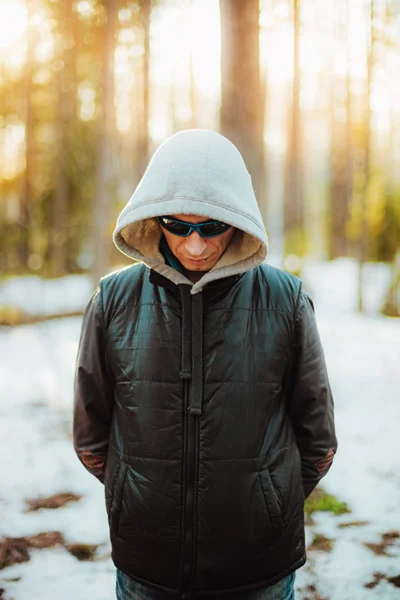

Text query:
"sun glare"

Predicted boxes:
[[150, 0, 220, 93], [0, 0, 27, 52]]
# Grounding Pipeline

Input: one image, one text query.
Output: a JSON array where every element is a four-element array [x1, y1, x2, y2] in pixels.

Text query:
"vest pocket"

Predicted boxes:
[[258, 469, 284, 538], [110, 461, 128, 536]]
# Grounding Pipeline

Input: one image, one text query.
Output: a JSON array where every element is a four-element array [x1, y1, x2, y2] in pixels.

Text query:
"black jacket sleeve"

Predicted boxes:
[[73, 285, 114, 483], [286, 287, 338, 500]]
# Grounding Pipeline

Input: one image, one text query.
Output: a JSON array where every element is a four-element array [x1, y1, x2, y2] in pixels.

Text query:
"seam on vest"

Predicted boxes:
[[121, 453, 181, 462], [99, 281, 106, 338], [112, 301, 179, 314], [205, 307, 293, 314], [203, 380, 280, 385], [290, 281, 304, 354]]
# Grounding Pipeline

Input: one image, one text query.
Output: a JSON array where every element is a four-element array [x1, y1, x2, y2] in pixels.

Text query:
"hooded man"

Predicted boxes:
[[73, 129, 337, 600]]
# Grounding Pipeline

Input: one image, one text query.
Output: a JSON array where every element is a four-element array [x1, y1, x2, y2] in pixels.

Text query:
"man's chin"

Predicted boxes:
[[181, 258, 214, 271]]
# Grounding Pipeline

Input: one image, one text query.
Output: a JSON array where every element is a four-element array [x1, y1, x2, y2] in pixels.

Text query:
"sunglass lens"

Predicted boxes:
[[160, 218, 191, 236], [200, 221, 230, 236]]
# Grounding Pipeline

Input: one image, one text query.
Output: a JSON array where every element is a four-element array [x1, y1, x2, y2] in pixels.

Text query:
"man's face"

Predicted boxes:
[[161, 214, 235, 272]]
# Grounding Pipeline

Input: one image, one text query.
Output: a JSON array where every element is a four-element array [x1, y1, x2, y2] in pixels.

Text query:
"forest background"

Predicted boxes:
[[0, 0, 399, 316], [1, 2, 400, 599]]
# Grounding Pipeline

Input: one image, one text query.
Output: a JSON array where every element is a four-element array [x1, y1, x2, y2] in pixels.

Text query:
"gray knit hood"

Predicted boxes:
[[113, 129, 268, 294]]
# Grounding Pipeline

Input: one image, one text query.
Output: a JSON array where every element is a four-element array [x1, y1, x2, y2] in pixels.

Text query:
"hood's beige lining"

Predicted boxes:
[[120, 218, 265, 293]]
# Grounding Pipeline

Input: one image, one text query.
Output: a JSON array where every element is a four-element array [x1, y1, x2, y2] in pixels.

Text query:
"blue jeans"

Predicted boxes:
[[116, 569, 296, 600]]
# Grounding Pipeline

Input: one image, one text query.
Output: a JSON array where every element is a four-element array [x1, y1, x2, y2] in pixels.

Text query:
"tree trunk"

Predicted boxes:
[[328, 0, 352, 259], [50, 0, 76, 277], [284, 0, 304, 254], [136, 0, 151, 180], [92, 0, 117, 285], [358, 0, 374, 312], [20, 0, 34, 269], [220, 0, 265, 207], [382, 249, 400, 317]]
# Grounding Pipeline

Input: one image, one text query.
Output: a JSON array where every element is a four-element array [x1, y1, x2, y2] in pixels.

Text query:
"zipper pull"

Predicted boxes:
[[179, 371, 192, 381]]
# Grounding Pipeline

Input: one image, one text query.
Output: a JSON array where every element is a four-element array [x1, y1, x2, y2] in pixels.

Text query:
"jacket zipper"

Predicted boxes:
[[180, 292, 203, 600], [181, 389, 201, 599]]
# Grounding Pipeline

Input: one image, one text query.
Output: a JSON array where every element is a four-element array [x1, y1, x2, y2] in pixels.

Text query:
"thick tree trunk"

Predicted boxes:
[[284, 0, 304, 250], [20, 0, 34, 269], [328, 0, 352, 259], [358, 0, 374, 312], [50, 0, 76, 276], [382, 250, 400, 317], [220, 0, 265, 207], [136, 0, 151, 180], [92, 0, 117, 284]]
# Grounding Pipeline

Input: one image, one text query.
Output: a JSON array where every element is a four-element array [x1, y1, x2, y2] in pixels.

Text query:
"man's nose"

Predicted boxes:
[[184, 231, 207, 256]]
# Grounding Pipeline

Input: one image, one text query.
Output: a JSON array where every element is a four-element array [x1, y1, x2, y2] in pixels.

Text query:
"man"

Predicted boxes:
[[73, 129, 337, 600]]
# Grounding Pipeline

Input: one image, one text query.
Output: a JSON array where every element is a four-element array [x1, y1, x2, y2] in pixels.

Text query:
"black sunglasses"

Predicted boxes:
[[157, 215, 232, 238]]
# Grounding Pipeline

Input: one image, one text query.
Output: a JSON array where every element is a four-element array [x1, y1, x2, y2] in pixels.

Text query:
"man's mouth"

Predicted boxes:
[[185, 257, 210, 263]]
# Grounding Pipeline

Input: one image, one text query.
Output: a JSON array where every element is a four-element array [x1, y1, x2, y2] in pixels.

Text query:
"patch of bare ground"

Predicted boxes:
[[304, 514, 315, 527], [382, 532, 400, 543], [307, 534, 334, 553], [364, 543, 389, 556], [0, 532, 99, 570], [300, 583, 329, 600], [338, 520, 369, 528], [0, 537, 30, 570], [388, 575, 400, 587], [25, 531, 65, 548], [25, 492, 81, 511], [65, 543, 98, 560], [365, 572, 400, 589], [0, 532, 64, 569], [365, 572, 387, 589], [364, 531, 400, 557]]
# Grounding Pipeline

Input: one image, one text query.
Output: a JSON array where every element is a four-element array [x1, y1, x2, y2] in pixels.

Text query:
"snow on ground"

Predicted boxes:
[[301, 257, 393, 316], [0, 317, 115, 600], [0, 274, 94, 317], [298, 310, 400, 600], [0, 258, 394, 318], [0, 260, 399, 600]]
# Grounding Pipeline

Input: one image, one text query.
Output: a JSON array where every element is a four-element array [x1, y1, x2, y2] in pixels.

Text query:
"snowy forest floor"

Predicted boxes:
[[0, 259, 399, 600]]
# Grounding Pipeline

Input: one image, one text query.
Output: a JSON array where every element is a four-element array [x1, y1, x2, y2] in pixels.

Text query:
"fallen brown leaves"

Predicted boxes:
[[365, 571, 400, 589], [388, 575, 400, 587], [65, 543, 98, 561], [301, 583, 329, 600], [0, 492, 99, 573], [0, 532, 63, 570], [337, 520, 369, 528], [0, 532, 99, 570], [0, 538, 30, 570], [307, 534, 334, 553], [25, 492, 81, 511], [24, 531, 65, 548], [364, 531, 400, 557], [363, 532, 400, 590]]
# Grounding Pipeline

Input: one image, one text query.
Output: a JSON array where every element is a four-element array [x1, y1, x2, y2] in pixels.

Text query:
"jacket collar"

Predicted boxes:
[[148, 268, 244, 302]]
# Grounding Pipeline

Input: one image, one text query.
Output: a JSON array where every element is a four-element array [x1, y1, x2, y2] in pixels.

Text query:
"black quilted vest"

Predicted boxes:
[[101, 263, 306, 598]]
